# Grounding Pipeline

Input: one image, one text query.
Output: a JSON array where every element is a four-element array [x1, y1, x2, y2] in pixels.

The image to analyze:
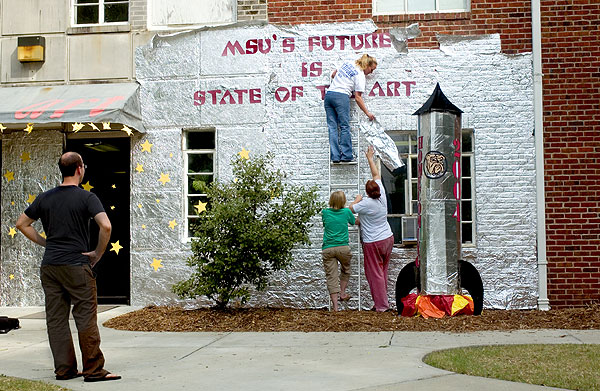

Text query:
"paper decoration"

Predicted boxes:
[[81, 181, 94, 192], [121, 125, 133, 136], [0, 123, 6, 133], [150, 258, 164, 271], [8, 227, 17, 238], [4, 171, 15, 182], [141, 224, 146, 229], [168, 219, 177, 230], [112, 184, 116, 189], [137, 204, 143, 209], [24, 123, 33, 134], [239, 148, 250, 160], [194, 201, 207, 214], [40, 232, 46, 239], [110, 240, 123, 255], [135, 164, 144, 173], [158, 173, 170, 185], [155, 199, 160, 203], [72, 122, 85, 133], [88, 123, 100, 131], [9, 274, 14, 280], [20, 152, 31, 163], [102, 122, 111, 130], [26, 194, 36, 204], [110, 206, 115, 210], [141, 140, 153, 153]]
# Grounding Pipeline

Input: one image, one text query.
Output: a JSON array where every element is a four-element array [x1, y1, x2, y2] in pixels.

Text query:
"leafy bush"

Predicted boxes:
[[173, 153, 322, 308]]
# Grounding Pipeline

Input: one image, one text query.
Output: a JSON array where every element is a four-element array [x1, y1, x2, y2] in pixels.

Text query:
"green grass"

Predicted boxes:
[[424, 344, 600, 391], [0, 374, 70, 391]]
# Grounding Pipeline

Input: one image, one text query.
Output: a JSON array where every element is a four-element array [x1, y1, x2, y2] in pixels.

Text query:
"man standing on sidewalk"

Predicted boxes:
[[16, 152, 121, 382]]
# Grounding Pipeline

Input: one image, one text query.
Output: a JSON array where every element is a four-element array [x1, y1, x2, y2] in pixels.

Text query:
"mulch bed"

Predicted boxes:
[[103, 304, 600, 332]]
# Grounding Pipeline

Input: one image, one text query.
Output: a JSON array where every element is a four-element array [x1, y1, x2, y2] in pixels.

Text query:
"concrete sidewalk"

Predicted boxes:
[[1, 306, 598, 391]]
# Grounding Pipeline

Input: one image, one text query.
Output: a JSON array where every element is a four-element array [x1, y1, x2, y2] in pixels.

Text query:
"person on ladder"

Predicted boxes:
[[325, 54, 377, 163]]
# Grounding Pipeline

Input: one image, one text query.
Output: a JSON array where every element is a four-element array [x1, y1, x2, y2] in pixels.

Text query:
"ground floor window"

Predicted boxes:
[[381, 129, 475, 246], [184, 129, 215, 239]]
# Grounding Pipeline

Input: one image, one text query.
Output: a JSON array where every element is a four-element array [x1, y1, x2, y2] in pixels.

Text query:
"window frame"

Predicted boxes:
[[372, 0, 470, 16], [72, 0, 130, 27], [147, 0, 237, 31], [183, 128, 216, 241]]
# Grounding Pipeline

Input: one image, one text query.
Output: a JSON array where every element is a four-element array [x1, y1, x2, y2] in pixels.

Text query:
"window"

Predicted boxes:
[[74, 0, 129, 25], [381, 129, 475, 245], [373, 0, 469, 15], [184, 130, 216, 238]]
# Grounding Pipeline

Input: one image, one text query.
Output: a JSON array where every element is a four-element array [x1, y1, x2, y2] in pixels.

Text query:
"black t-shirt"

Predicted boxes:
[[25, 185, 105, 265]]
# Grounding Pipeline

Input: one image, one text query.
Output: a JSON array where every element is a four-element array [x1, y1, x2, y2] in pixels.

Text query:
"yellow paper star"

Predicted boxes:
[[9, 274, 15, 280], [141, 140, 153, 153], [169, 153, 173, 158], [155, 199, 160, 203], [102, 122, 111, 130], [20, 152, 31, 163], [88, 123, 100, 131], [138, 204, 143, 209], [121, 125, 133, 136], [239, 148, 250, 160], [81, 181, 94, 192], [26, 194, 36, 204], [72, 122, 84, 133], [24, 123, 33, 134], [141, 224, 146, 229], [110, 240, 123, 255], [168, 219, 177, 230], [112, 184, 116, 189], [135, 164, 144, 173], [11, 201, 15, 205], [194, 201, 207, 214], [0, 123, 6, 133], [158, 173, 170, 185], [42, 176, 47, 181], [4, 171, 15, 182], [150, 258, 164, 272], [40, 232, 46, 239], [8, 227, 17, 238], [110, 205, 115, 210]]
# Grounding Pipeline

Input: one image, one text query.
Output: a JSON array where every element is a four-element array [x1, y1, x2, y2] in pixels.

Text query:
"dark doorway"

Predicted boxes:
[[66, 137, 130, 305]]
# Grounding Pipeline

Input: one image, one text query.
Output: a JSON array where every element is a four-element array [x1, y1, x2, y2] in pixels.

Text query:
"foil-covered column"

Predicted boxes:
[[417, 111, 461, 294]]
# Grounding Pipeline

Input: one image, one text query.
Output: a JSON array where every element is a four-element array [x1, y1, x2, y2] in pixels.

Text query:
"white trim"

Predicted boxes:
[[72, 0, 130, 26]]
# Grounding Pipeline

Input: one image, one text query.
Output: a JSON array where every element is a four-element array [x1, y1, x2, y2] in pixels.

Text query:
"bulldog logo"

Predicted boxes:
[[424, 151, 447, 179]]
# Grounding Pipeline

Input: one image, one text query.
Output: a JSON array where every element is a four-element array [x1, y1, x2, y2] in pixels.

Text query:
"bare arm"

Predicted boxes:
[[83, 212, 112, 267], [16, 213, 46, 247], [366, 145, 381, 181], [354, 92, 375, 121], [349, 194, 363, 213]]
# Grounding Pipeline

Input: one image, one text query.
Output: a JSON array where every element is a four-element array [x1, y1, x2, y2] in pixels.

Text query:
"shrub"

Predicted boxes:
[[173, 153, 322, 308]]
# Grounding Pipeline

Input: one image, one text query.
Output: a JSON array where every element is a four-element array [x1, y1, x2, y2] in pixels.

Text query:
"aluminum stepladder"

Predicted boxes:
[[327, 123, 363, 311]]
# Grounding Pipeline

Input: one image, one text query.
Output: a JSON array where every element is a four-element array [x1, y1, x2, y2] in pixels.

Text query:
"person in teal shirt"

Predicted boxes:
[[322, 190, 357, 311]]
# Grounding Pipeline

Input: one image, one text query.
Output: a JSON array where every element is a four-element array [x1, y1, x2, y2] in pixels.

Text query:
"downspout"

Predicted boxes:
[[532, 0, 550, 310]]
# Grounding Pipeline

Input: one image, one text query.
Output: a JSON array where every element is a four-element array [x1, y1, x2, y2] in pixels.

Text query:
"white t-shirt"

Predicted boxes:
[[353, 179, 393, 243], [327, 62, 366, 97]]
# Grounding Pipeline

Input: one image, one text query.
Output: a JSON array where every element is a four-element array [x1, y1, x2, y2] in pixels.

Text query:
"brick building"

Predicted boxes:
[[0, 0, 597, 309]]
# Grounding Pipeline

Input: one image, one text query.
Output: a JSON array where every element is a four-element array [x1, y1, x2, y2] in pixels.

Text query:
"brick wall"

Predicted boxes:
[[267, 0, 532, 54], [130, 0, 147, 30], [238, 0, 268, 22], [541, 0, 600, 307]]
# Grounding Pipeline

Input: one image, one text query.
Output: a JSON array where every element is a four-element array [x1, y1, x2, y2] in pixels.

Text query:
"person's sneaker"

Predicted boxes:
[[339, 158, 357, 164]]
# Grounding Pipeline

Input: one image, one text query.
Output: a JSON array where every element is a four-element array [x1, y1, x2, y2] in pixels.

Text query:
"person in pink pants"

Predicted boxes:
[[350, 145, 394, 312]]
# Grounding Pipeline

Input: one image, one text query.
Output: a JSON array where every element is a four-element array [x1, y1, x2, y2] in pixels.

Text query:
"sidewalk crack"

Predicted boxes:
[[178, 332, 232, 360]]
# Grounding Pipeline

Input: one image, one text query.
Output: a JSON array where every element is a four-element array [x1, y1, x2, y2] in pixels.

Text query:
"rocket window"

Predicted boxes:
[[381, 129, 475, 246], [184, 129, 216, 239], [73, 0, 129, 25], [373, 0, 469, 15]]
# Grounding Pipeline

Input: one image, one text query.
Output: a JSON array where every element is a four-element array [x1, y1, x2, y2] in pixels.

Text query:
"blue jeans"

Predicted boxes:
[[324, 91, 353, 161]]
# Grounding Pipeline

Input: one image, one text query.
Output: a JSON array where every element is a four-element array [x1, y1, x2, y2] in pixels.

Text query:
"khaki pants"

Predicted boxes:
[[41, 264, 109, 380], [322, 246, 352, 294]]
